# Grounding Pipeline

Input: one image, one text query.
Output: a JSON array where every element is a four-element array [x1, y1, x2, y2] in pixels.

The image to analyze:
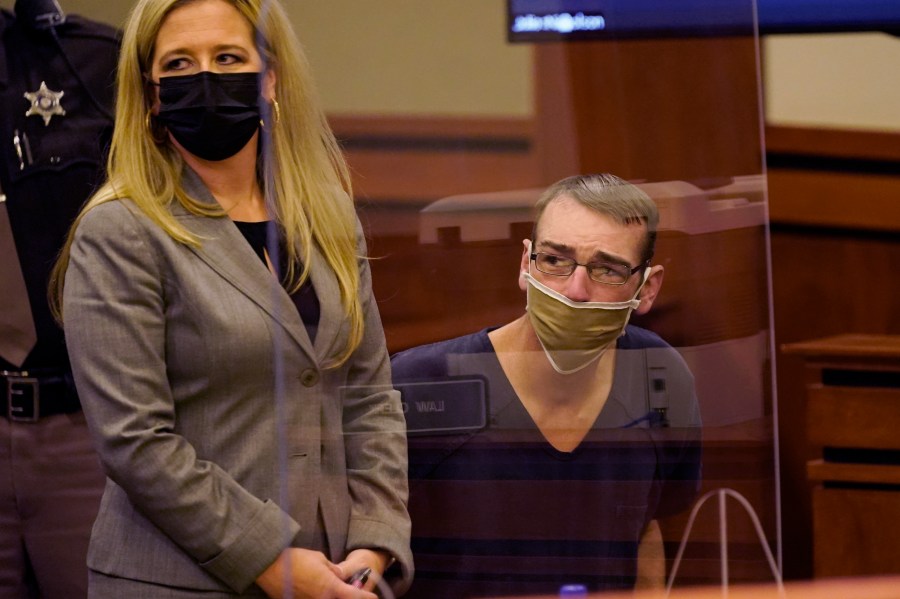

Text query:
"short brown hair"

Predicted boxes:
[[533, 174, 658, 264]]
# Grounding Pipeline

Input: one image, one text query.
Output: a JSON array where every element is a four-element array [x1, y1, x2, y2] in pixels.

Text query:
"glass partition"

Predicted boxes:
[[299, 0, 780, 596]]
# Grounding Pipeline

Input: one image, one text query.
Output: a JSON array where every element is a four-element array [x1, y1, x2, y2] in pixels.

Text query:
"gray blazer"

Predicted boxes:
[[64, 168, 412, 594]]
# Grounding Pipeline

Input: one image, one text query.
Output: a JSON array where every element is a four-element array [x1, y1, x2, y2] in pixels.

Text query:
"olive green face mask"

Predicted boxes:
[[523, 269, 646, 375]]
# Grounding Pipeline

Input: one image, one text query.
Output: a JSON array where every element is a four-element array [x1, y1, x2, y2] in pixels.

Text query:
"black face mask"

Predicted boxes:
[[155, 71, 261, 161]]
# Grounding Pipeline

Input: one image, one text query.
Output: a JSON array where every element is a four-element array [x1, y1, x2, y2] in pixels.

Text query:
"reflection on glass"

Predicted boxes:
[[364, 169, 775, 596], [391, 175, 704, 596], [306, 0, 777, 594]]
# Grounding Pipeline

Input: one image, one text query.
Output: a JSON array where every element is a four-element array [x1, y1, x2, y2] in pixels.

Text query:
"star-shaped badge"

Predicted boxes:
[[24, 81, 66, 126]]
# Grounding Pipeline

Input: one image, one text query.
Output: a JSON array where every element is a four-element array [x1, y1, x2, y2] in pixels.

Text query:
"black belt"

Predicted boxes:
[[2, 370, 81, 423]]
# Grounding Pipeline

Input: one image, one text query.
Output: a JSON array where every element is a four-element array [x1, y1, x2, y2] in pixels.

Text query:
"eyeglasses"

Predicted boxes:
[[530, 252, 647, 286]]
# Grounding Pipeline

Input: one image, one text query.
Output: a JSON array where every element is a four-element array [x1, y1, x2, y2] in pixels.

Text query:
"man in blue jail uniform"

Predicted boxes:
[[392, 174, 702, 598]]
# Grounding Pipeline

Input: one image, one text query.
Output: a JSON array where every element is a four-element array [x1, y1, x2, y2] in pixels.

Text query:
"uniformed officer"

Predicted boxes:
[[0, 1, 118, 597]]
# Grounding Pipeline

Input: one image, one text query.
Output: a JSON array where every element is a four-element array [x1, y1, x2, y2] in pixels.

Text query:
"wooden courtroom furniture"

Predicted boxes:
[[782, 335, 900, 578]]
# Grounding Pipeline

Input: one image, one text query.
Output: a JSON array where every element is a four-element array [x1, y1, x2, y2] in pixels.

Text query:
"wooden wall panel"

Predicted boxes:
[[533, 38, 763, 183], [768, 170, 900, 231], [330, 114, 541, 203], [766, 126, 900, 162]]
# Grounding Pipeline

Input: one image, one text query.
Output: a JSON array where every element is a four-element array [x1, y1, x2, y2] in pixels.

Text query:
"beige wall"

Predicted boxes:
[[763, 33, 900, 132], [12, 0, 532, 117], [7, 0, 899, 131], [287, 0, 532, 117]]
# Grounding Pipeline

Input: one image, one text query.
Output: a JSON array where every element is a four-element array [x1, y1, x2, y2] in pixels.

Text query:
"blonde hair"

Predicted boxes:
[[52, 0, 363, 366]]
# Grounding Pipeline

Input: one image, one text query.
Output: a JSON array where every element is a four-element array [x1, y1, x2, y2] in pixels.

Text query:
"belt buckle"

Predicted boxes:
[[6, 374, 40, 423]]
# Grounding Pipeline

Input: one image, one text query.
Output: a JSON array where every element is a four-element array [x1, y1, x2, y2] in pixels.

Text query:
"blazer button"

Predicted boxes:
[[300, 369, 320, 387]]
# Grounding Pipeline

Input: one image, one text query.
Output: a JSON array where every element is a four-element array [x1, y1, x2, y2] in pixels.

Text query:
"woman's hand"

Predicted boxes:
[[336, 548, 393, 593], [256, 548, 377, 599]]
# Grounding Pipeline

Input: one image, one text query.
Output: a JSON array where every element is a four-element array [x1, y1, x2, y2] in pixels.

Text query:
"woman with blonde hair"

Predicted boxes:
[[52, 0, 412, 597]]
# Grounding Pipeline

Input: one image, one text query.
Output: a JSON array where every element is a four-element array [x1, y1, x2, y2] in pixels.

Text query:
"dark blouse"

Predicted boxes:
[[233, 220, 320, 342]]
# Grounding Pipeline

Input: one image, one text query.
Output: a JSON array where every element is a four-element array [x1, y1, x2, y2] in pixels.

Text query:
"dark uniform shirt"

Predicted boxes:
[[391, 325, 703, 598], [0, 9, 118, 386]]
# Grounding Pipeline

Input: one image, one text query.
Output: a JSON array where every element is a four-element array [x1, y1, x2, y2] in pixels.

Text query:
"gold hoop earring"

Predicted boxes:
[[145, 111, 166, 144], [272, 98, 281, 125], [261, 99, 281, 130]]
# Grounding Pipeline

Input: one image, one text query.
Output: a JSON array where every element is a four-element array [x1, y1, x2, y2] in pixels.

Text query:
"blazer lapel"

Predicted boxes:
[[306, 243, 345, 363], [173, 167, 317, 363]]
